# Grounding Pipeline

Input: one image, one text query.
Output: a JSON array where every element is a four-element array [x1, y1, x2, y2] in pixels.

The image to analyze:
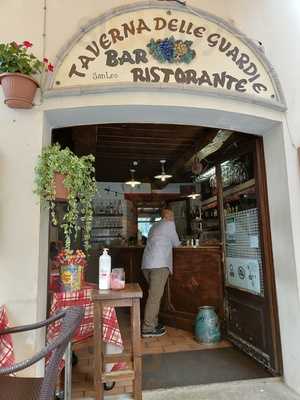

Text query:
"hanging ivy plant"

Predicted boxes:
[[34, 143, 97, 252]]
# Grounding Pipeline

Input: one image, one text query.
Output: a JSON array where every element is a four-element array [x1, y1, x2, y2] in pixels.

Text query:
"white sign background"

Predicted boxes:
[[226, 256, 262, 295], [53, 8, 276, 100]]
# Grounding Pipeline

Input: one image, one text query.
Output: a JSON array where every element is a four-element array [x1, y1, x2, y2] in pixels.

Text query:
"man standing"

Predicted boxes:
[[141, 208, 180, 337]]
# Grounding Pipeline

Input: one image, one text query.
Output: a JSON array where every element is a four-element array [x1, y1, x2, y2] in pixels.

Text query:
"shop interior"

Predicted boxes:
[[49, 123, 280, 396]]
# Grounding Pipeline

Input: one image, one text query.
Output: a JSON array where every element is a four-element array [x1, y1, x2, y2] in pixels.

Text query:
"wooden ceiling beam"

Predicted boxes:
[[72, 126, 97, 157], [97, 143, 190, 152], [205, 134, 255, 165], [97, 124, 201, 134], [97, 154, 171, 160], [98, 137, 194, 145], [97, 148, 177, 155], [153, 129, 218, 189], [98, 133, 199, 141]]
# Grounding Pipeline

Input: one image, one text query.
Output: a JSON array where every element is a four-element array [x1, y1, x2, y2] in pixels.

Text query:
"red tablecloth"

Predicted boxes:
[[47, 283, 123, 347], [0, 305, 15, 368]]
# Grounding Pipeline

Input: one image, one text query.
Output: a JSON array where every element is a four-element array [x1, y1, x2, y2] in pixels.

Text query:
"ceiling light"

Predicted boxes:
[[188, 193, 201, 200], [155, 160, 173, 182], [125, 162, 141, 188]]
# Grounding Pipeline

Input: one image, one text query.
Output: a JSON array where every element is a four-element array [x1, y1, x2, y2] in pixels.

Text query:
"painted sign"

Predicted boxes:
[[226, 256, 262, 295], [52, 7, 278, 101]]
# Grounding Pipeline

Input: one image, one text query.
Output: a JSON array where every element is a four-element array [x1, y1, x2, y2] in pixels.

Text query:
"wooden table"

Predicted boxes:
[[48, 284, 123, 400], [92, 283, 143, 400]]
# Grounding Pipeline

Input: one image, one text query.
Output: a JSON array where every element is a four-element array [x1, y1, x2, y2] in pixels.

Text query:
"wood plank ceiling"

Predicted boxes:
[[52, 123, 220, 183]]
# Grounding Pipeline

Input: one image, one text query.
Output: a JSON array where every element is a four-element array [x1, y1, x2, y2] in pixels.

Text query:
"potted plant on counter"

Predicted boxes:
[[34, 143, 97, 252], [55, 249, 87, 292], [0, 40, 53, 109]]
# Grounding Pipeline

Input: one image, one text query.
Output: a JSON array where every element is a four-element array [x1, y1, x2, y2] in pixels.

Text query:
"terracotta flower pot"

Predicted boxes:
[[0, 72, 39, 109], [54, 173, 69, 201]]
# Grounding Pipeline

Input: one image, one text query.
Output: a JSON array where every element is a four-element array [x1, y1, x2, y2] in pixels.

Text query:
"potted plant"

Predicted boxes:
[[0, 40, 53, 109], [34, 143, 97, 252]]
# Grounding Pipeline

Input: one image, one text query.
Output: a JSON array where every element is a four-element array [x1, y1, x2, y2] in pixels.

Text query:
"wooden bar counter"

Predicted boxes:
[[87, 244, 224, 331], [161, 245, 224, 331]]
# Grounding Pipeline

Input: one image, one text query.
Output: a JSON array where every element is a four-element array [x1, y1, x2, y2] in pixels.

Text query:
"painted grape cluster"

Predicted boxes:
[[147, 36, 196, 64]]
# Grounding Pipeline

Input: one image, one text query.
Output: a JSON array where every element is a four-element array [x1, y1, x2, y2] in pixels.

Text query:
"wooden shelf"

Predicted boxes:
[[201, 179, 255, 208], [92, 226, 123, 229], [93, 213, 123, 217], [201, 196, 217, 208], [223, 178, 255, 199], [91, 235, 121, 239]]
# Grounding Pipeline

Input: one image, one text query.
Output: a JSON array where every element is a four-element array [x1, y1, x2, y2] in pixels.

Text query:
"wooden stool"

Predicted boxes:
[[92, 283, 143, 400]]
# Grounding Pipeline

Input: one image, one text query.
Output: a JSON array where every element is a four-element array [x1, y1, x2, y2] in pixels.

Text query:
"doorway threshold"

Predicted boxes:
[[142, 378, 299, 400]]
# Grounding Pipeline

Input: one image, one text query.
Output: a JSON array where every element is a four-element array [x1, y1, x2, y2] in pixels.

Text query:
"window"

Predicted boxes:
[[138, 217, 160, 238]]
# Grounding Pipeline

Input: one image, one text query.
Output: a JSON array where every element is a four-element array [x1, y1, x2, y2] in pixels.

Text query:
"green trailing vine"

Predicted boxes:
[[34, 144, 97, 252]]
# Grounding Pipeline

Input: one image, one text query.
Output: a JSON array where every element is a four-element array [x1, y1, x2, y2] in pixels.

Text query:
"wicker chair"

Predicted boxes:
[[0, 306, 84, 400]]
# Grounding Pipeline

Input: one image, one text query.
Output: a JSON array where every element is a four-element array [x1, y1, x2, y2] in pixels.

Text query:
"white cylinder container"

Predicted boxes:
[[99, 248, 111, 290]]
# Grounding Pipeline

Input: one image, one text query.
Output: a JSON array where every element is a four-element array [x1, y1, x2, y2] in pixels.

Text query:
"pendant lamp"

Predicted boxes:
[[188, 182, 201, 200], [155, 160, 173, 182], [188, 193, 201, 200], [125, 162, 141, 188]]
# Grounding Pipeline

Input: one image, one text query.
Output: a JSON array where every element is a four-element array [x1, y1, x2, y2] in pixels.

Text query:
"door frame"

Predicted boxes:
[[214, 136, 282, 374], [39, 102, 299, 388], [255, 137, 283, 373]]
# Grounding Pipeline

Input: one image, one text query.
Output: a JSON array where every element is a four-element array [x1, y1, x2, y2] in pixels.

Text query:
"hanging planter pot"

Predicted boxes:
[[0, 40, 54, 109], [54, 172, 69, 201], [0, 73, 39, 109], [34, 144, 97, 252]]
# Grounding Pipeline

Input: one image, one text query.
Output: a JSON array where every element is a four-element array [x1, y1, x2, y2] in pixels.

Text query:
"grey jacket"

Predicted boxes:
[[141, 219, 180, 273]]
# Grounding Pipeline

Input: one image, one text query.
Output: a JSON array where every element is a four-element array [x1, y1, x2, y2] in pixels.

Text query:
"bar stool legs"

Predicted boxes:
[[94, 301, 104, 400], [92, 284, 143, 400], [131, 299, 142, 400]]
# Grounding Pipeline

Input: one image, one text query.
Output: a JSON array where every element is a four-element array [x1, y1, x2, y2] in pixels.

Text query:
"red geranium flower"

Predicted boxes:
[[23, 40, 33, 48], [48, 63, 54, 72], [43, 57, 49, 64]]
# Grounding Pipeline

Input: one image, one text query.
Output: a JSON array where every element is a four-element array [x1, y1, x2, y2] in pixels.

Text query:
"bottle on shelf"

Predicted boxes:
[[117, 200, 122, 214], [109, 201, 114, 215], [190, 207, 195, 220]]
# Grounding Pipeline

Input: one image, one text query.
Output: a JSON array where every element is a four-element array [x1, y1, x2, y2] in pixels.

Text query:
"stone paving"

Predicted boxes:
[[98, 378, 300, 400]]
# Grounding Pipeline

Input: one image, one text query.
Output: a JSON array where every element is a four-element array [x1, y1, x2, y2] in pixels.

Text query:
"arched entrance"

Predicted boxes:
[[39, 0, 300, 393]]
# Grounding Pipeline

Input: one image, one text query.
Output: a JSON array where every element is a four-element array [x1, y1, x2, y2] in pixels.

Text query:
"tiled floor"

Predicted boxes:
[[117, 309, 231, 355], [141, 326, 231, 354]]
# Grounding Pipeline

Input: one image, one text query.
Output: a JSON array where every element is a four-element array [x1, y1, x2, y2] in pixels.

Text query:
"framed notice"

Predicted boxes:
[[226, 256, 262, 295]]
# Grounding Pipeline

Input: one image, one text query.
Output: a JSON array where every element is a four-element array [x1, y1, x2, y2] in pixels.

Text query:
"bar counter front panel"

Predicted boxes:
[[87, 245, 224, 331]]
